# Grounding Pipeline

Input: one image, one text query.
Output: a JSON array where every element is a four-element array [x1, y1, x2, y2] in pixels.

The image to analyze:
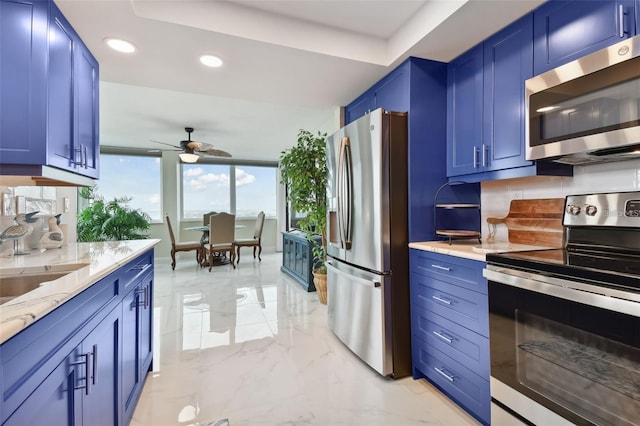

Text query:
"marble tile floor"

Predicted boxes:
[[131, 251, 484, 426]]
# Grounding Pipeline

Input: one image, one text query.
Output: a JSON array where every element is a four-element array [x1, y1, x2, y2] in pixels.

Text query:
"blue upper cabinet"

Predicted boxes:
[[533, 0, 636, 76], [446, 45, 483, 177], [344, 92, 374, 125], [0, 0, 99, 180], [483, 14, 533, 171], [345, 58, 447, 242], [0, 0, 49, 161]]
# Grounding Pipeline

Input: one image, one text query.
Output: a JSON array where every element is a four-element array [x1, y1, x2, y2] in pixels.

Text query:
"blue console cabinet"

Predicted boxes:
[[409, 249, 490, 425], [0, 249, 154, 426], [533, 0, 636, 76], [345, 58, 448, 242], [0, 0, 99, 180]]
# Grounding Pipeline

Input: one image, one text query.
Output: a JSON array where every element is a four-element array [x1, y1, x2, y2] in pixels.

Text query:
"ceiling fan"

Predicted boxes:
[[151, 127, 232, 162]]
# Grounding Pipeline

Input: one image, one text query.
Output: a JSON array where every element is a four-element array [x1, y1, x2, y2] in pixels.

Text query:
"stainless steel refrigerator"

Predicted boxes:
[[326, 108, 411, 378]]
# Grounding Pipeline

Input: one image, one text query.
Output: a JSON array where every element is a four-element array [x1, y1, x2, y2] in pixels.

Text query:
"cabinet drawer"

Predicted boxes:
[[410, 272, 488, 335], [121, 250, 154, 291], [411, 250, 486, 294], [411, 305, 489, 377], [413, 336, 490, 425]]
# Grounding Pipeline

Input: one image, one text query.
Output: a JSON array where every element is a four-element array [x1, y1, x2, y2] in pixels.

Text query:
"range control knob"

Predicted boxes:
[[566, 204, 581, 215], [584, 204, 598, 216]]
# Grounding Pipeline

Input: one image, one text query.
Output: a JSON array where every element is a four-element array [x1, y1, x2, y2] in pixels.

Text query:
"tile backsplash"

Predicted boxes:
[[481, 158, 640, 242]]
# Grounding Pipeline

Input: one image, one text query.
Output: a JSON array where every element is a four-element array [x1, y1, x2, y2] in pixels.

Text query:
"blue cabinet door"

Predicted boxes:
[[3, 349, 82, 426], [374, 64, 409, 112], [446, 45, 483, 177], [533, 0, 635, 76], [0, 0, 48, 164], [344, 91, 374, 124], [47, 3, 76, 173], [82, 307, 120, 426], [74, 40, 100, 178], [483, 14, 534, 171]]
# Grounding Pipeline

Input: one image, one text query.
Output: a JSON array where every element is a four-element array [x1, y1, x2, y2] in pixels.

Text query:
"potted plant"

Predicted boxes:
[[279, 129, 328, 303], [77, 185, 151, 242]]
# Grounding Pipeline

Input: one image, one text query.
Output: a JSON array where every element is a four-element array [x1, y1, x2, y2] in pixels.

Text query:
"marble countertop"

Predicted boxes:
[[409, 239, 555, 262], [0, 239, 160, 344]]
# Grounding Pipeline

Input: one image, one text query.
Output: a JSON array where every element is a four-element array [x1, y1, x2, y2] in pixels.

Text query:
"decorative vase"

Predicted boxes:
[[312, 271, 327, 305]]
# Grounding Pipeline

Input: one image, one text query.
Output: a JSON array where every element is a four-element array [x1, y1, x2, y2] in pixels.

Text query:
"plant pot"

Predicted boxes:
[[312, 270, 327, 304]]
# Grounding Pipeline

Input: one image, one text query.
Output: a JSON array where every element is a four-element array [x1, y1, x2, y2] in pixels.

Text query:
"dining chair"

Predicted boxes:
[[205, 212, 236, 271], [198, 211, 218, 250], [234, 211, 265, 264], [165, 214, 203, 270]]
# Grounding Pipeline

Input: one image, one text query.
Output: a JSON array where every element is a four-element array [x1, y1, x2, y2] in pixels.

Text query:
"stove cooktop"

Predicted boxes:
[[486, 248, 640, 293]]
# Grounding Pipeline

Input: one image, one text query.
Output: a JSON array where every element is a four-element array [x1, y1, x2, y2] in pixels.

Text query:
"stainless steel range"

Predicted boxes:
[[484, 191, 640, 426]]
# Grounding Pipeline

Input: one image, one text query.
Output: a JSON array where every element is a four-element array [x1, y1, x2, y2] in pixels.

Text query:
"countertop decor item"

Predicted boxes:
[[486, 198, 564, 246], [433, 181, 481, 244], [40, 214, 64, 249], [0, 211, 40, 256]]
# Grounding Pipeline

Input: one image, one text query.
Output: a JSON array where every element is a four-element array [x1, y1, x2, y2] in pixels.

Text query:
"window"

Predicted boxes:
[[96, 154, 163, 222], [182, 163, 277, 219], [182, 164, 231, 219], [235, 166, 276, 218]]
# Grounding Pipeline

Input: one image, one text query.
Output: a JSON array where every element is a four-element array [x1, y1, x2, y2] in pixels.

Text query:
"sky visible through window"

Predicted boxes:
[[182, 164, 276, 219], [97, 155, 162, 221]]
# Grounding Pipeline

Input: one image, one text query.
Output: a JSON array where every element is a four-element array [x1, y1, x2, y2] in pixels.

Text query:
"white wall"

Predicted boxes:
[[481, 158, 640, 241]]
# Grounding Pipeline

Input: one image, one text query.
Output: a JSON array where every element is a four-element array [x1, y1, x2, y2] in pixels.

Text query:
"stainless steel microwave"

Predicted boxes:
[[526, 35, 640, 165]]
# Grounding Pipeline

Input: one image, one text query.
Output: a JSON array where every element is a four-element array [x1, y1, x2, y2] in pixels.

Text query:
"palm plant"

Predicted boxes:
[[77, 186, 151, 242]]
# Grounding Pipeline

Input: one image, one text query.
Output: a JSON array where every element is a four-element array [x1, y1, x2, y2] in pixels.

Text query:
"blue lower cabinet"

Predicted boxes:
[[413, 336, 490, 425], [409, 249, 490, 424], [0, 249, 154, 425]]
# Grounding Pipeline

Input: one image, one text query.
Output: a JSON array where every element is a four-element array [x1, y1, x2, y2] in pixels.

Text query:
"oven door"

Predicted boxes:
[[485, 266, 640, 426]]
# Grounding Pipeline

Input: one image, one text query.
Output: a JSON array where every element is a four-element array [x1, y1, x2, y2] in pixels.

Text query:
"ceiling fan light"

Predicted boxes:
[[199, 54, 223, 68], [179, 152, 199, 163]]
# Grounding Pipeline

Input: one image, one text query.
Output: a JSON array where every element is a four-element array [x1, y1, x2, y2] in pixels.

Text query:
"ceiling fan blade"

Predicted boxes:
[[151, 140, 181, 150], [203, 148, 232, 158]]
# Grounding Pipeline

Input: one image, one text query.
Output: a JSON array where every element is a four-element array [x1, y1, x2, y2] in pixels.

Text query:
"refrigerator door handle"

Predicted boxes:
[[338, 137, 353, 250], [326, 260, 381, 288]]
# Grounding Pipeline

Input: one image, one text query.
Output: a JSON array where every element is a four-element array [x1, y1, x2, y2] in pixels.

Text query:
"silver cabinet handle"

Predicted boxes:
[[482, 144, 488, 167], [619, 4, 626, 38], [432, 330, 453, 343], [472, 146, 478, 169], [70, 352, 92, 395], [434, 367, 456, 382], [91, 344, 98, 386], [432, 295, 453, 305], [430, 264, 451, 271], [135, 285, 150, 309]]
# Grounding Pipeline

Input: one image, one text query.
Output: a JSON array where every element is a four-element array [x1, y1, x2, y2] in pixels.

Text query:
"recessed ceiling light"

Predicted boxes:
[[104, 38, 136, 54], [199, 55, 223, 68]]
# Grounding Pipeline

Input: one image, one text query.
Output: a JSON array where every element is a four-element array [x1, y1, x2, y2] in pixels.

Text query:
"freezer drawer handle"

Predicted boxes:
[[434, 367, 456, 382], [430, 264, 451, 271], [327, 261, 381, 288], [432, 295, 453, 305], [432, 330, 453, 344]]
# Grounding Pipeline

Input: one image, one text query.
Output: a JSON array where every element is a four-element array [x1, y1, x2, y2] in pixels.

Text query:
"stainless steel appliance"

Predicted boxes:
[[484, 191, 640, 425], [526, 35, 640, 165], [325, 108, 411, 378]]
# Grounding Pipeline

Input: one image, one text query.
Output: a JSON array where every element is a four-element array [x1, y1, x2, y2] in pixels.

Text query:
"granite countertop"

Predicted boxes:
[[0, 239, 160, 344], [409, 239, 555, 262]]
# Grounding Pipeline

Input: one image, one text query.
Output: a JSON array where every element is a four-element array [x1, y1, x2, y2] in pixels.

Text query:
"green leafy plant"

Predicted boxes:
[[77, 186, 151, 242], [280, 129, 328, 273]]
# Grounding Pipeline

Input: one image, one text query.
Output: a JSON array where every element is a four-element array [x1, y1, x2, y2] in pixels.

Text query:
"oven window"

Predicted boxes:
[[489, 281, 640, 425], [515, 311, 640, 426], [529, 56, 640, 146]]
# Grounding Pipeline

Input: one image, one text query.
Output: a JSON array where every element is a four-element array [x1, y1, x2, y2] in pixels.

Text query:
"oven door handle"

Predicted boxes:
[[483, 267, 640, 318]]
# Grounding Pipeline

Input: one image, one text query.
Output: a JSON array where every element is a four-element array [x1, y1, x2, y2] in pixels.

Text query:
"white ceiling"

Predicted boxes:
[[56, 0, 545, 162]]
